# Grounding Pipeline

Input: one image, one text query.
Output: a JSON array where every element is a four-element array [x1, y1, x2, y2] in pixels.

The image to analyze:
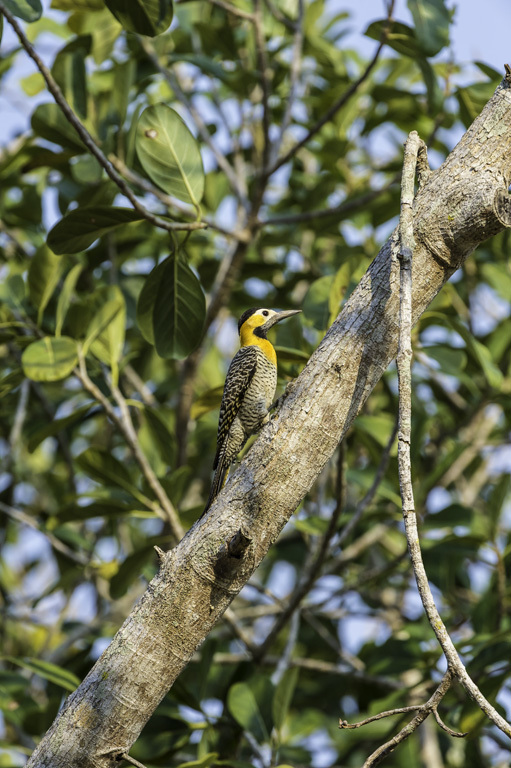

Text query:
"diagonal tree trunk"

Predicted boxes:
[[26, 74, 511, 768]]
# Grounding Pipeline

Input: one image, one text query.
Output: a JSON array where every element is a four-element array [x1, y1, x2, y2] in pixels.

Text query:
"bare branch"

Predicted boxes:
[[432, 706, 468, 738], [108, 154, 250, 242], [396, 130, 511, 739], [260, 179, 397, 228], [340, 705, 427, 730], [359, 671, 455, 767], [0, 3, 206, 235]]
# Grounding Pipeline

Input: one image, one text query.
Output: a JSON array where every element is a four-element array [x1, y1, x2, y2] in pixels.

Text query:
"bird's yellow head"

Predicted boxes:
[[238, 307, 301, 363]]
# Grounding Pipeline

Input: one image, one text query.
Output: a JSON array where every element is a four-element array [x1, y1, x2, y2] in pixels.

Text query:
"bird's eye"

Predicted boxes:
[[262, 310, 269, 317]]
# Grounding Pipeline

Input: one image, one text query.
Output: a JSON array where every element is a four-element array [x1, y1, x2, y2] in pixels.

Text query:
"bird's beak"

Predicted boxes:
[[261, 309, 301, 332]]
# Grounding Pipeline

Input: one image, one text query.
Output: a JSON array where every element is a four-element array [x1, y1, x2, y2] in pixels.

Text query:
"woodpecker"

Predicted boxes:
[[203, 307, 301, 515]]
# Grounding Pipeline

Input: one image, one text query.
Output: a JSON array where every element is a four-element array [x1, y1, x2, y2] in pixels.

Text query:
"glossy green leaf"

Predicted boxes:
[[407, 0, 450, 57], [481, 262, 511, 302], [272, 667, 298, 732], [76, 447, 143, 501], [47, 207, 144, 254], [365, 19, 420, 58], [31, 102, 85, 152], [190, 386, 224, 419], [22, 336, 78, 381], [136, 104, 204, 205], [176, 754, 220, 768], [83, 288, 126, 370], [422, 345, 467, 376], [294, 516, 330, 536], [227, 682, 269, 742], [302, 275, 331, 330], [27, 245, 65, 325], [58, 499, 154, 523], [2, 0, 42, 22], [2, 656, 79, 691], [137, 255, 206, 360], [27, 404, 94, 453], [56, 263, 83, 336], [105, 0, 173, 36], [52, 35, 91, 119], [109, 543, 154, 599]]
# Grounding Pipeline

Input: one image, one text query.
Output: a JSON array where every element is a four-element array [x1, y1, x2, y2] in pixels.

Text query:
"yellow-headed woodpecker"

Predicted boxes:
[[203, 307, 301, 515]]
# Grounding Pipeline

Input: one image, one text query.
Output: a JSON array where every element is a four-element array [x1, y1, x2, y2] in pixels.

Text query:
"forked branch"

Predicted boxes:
[[396, 131, 511, 739]]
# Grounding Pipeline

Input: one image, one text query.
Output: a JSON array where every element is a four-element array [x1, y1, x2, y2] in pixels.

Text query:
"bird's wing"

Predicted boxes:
[[213, 345, 258, 468]]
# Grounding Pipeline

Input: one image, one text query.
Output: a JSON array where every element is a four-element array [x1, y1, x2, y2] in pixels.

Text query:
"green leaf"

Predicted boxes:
[[137, 255, 206, 360], [56, 263, 83, 336], [76, 447, 145, 502], [190, 386, 224, 419], [2, 0, 42, 22], [31, 102, 85, 152], [58, 499, 153, 523], [27, 245, 65, 325], [83, 289, 126, 370], [136, 104, 204, 205], [47, 207, 144, 254], [90, 289, 126, 381], [22, 336, 78, 381], [302, 275, 332, 331], [2, 656, 79, 691], [481, 263, 511, 302], [422, 345, 467, 376], [227, 682, 269, 742], [272, 667, 299, 732], [105, 0, 173, 36], [365, 19, 420, 59], [109, 544, 154, 599], [27, 403, 94, 453], [294, 516, 330, 536], [52, 35, 91, 119], [176, 754, 220, 768], [407, 0, 450, 57]]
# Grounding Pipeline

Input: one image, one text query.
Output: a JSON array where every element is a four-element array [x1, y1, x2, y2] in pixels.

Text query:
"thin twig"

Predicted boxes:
[[108, 154, 250, 242], [76, 357, 184, 542], [340, 704, 430, 730], [0, 3, 205, 235], [121, 754, 149, 768], [357, 671, 456, 767], [265, 0, 395, 178], [201, 0, 255, 20], [260, 179, 397, 228], [396, 130, 511, 739], [432, 706, 468, 738]]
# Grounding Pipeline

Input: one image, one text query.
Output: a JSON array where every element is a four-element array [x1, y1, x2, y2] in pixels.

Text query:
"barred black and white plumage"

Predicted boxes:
[[202, 307, 300, 516]]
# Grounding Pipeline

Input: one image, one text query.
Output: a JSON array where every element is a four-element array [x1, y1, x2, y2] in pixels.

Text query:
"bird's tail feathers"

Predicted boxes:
[[201, 452, 229, 518]]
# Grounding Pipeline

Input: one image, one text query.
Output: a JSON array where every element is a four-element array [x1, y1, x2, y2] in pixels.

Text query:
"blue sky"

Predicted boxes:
[[1, 0, 510, 146]]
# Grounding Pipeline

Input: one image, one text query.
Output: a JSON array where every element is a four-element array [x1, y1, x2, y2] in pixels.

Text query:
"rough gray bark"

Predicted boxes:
[[27, 76, 511, 768]]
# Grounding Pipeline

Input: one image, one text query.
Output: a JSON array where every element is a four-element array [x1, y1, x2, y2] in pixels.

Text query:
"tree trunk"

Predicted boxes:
[[26, 75, 511, 768]]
